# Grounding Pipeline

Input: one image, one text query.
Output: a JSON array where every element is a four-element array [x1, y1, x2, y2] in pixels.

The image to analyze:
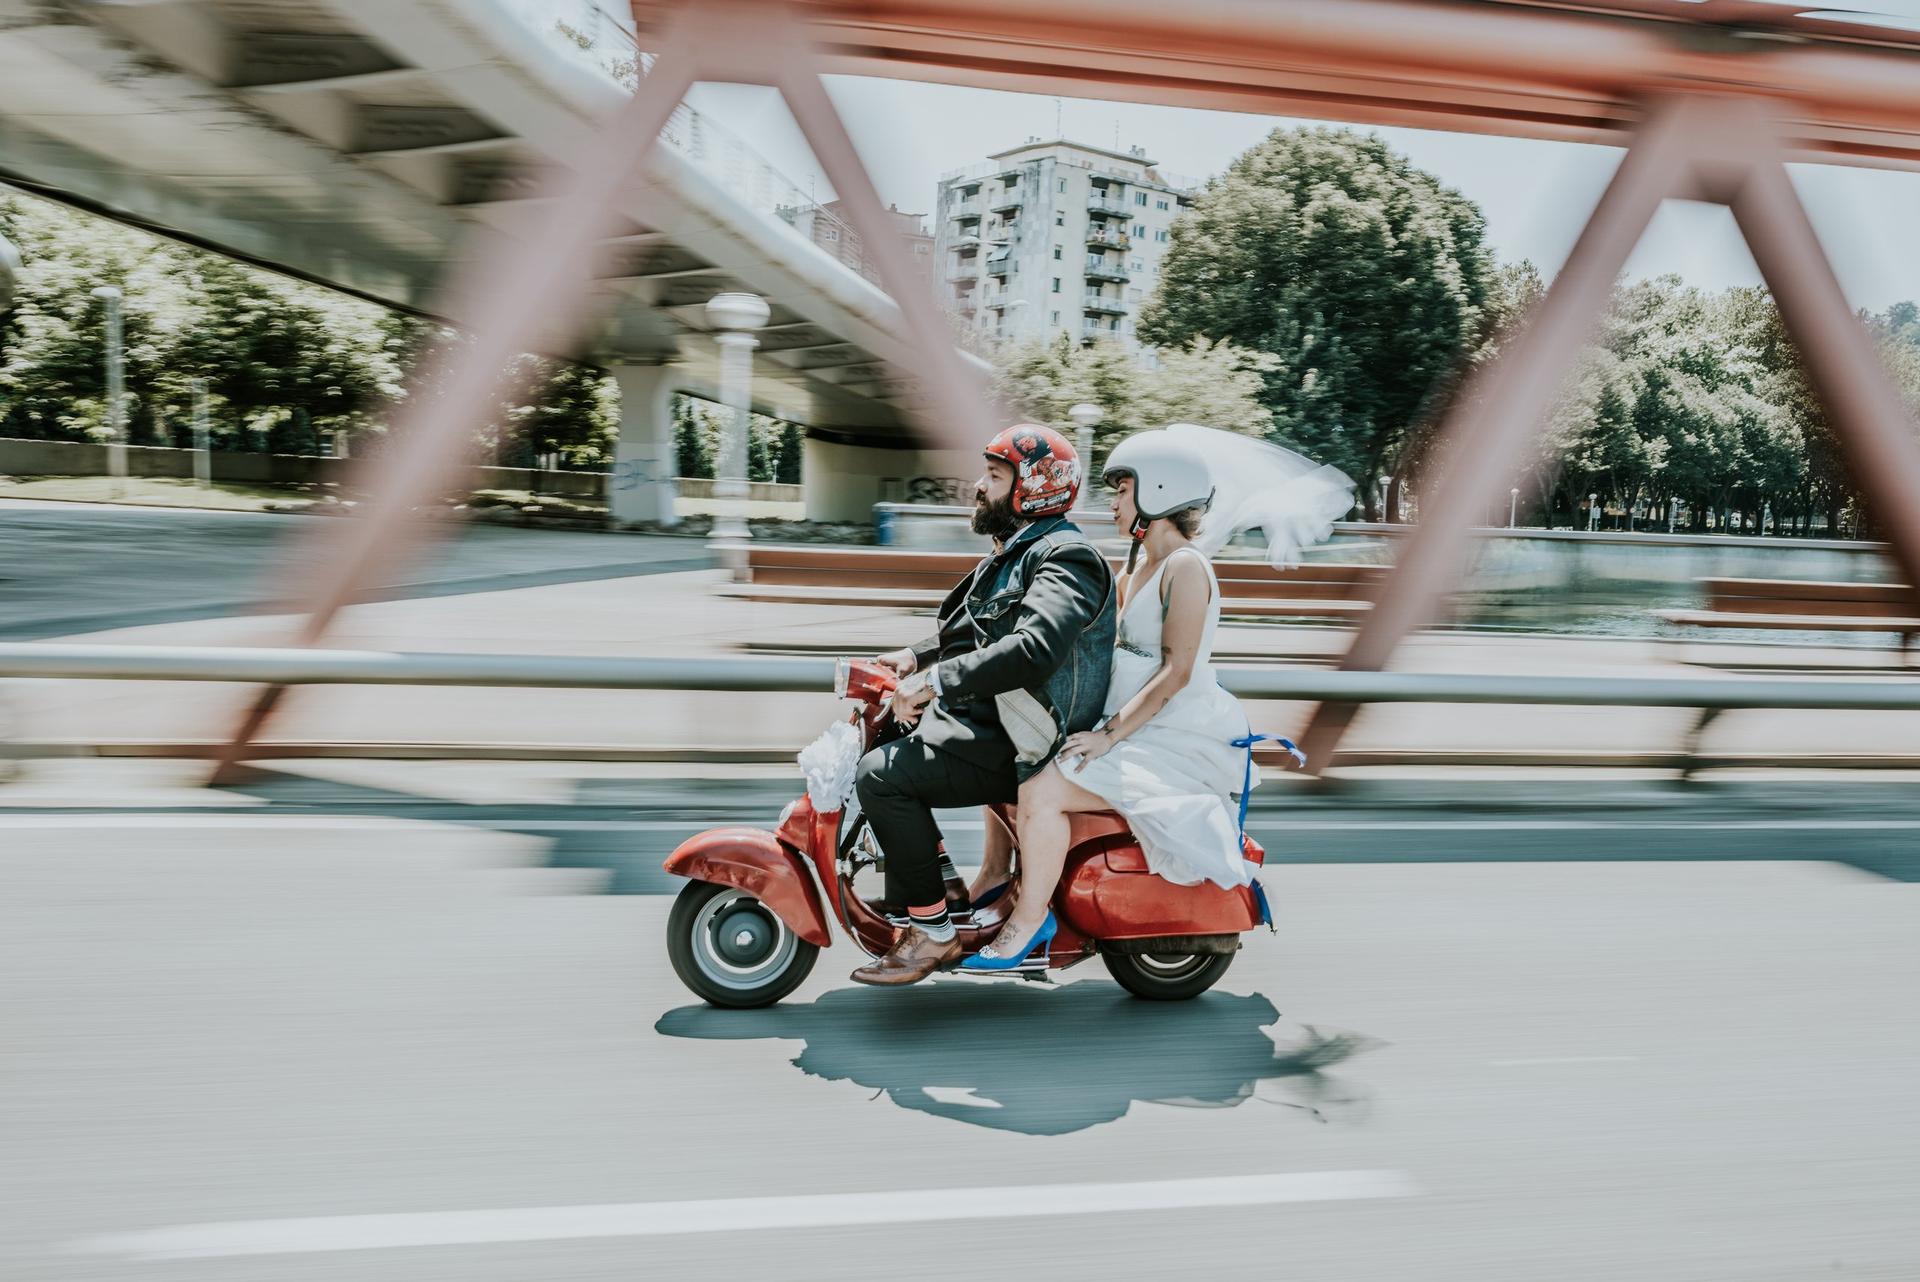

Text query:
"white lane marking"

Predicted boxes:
[[69, 1170, 1419, 1260], [1488, 1056, 1641, 1067], [8, 814, 1920, 834]]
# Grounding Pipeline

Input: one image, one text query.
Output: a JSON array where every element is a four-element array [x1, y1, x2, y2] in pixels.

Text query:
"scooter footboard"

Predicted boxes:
[[664, 827, 833, 948]]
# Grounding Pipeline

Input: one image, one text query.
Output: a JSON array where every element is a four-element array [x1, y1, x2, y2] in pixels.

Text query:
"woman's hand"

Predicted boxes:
[[1059, 727, 1115, 770]]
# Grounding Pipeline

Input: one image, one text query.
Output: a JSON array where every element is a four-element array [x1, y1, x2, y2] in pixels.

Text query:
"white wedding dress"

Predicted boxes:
[[1062, 545, 1259, 889]]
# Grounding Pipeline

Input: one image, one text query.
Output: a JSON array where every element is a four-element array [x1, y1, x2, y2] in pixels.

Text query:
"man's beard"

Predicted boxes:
[[971, 489, 1020, 539]]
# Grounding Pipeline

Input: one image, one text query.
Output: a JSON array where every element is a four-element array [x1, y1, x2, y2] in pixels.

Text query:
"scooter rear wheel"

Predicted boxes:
[[668, 880, 819, 1009], [1101, 948, 1234, 1001]]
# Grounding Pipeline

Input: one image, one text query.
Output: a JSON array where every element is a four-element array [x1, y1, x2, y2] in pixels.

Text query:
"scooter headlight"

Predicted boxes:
[[833, 657, 851, 699]]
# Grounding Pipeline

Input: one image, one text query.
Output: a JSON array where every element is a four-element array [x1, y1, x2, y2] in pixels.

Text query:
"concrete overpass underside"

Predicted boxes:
[[0, 0, 965, 522]]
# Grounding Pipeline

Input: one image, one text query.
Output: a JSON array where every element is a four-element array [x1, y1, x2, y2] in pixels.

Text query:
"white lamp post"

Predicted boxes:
[[1509, 486, 1519, 528], [1067, 402, 1101, 487], [91, 286, 127, 500], [1587, 492, 1599, 532], [705, 291, 770, 579]]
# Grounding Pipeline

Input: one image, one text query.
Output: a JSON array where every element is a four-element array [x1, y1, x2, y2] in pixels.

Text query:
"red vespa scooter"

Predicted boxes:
[[663, 659, 1275, 1008]]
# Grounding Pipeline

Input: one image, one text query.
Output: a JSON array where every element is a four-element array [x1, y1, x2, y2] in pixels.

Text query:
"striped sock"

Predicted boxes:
[[910, 904, 955, 942]]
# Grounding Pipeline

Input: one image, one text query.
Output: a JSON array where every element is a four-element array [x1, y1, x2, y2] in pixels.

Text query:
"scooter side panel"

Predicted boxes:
[[664, 827, 833, 948], [1059, 849, 1262, 939]]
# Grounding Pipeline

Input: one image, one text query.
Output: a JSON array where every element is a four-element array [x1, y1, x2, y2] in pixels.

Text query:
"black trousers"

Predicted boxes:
[[854, 735, 1017, 908]]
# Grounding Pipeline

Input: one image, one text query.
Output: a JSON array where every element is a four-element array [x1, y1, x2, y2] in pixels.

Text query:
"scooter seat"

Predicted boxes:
[[1067, 810, 1133, 846]]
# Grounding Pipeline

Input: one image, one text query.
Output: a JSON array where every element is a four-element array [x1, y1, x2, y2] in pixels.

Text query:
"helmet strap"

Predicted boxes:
[[1123, 516, 1148, 575]]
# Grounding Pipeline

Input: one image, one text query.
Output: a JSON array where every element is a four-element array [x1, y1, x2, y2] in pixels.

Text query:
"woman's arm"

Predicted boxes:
[[1061, 552, 1211, 766]]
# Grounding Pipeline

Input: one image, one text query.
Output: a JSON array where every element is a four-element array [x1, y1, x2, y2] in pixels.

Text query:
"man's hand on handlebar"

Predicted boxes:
[[889, 674, 935, 727]]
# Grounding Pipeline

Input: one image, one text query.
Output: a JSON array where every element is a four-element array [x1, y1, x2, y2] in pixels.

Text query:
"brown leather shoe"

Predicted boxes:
[[850, 926, 963, 987]]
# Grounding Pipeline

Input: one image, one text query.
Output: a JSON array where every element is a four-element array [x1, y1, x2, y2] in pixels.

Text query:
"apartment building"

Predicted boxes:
[[782, 200, 934, 289], [932, 139, 1196, 360]]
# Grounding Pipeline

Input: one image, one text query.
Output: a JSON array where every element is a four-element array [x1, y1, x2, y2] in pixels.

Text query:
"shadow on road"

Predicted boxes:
[[656, 981, 1381, 1134]]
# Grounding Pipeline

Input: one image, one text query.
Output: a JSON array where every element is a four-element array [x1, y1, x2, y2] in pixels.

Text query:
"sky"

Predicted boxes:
[[685, 74, 1920, 315]]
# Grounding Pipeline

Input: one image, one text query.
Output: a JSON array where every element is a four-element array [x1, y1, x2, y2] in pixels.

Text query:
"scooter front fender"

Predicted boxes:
[[663, 827, 833, 949]]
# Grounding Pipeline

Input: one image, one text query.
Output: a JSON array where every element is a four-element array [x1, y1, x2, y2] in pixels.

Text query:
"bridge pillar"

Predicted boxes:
[[803, 432, 981, 523], [609, 364, 680, 527]]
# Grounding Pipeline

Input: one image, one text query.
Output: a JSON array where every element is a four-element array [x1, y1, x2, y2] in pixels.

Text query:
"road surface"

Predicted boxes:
[[2, 766, 1917, 1280]]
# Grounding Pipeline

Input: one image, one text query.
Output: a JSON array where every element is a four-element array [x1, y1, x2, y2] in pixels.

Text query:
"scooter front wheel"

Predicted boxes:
[[1101, 948, 1234, 1001], [667, 880, 819, 1009]]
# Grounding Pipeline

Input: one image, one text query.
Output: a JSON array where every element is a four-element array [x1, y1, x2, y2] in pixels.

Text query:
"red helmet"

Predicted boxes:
[[983, 424, 1081, 518]]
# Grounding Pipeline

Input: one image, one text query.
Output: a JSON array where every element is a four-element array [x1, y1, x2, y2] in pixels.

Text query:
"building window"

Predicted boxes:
[[1050, 311, 1060, 325], [1052, 277, 1061, 293], [1053, 246, 1063, 260], [1130, 258, 1144, 271], [823, 228, 839, 242], [1155, 229, 1169, 243], [1058, 178, 1067, 193], [1055, 213, 1065, 226], [1134, 223, 1146, 237], [1156, 199, 1169, 210], [1134, 192, 1148, 206]]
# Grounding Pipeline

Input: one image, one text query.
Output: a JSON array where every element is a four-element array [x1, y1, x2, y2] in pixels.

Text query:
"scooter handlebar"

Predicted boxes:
[[835, 657, 901, 706]]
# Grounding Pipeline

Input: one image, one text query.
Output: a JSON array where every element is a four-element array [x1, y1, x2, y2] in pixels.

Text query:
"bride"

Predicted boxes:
[[962, 424, 1352, 972]]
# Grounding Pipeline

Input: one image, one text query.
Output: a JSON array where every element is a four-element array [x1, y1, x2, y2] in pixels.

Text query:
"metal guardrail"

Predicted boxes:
[[2, 645, 1918, 712]]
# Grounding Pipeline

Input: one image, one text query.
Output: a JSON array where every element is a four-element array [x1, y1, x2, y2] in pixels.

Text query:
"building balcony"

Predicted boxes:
[[1080, 319, 1114, 339], [990, 194, 1023, 213], [952, 234, 981, 253], [1084, 258, 1130, 282], [949, 202, 981, 221], [1086, 229, 1131, 251], [985, 254, 1013, 276], [1087, 194, 1128, 217], [1082, 292, 1128, 315], [948, 264, 979, 283]]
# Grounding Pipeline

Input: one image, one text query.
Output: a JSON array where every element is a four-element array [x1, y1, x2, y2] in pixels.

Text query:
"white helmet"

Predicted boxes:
[[1101, 429, 1215, 523]]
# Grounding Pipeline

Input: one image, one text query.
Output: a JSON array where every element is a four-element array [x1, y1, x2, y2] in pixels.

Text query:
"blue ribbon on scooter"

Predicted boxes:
[[1229, 732, 1305, 839]]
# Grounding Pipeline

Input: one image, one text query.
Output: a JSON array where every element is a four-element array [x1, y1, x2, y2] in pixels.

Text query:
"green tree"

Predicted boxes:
[[991, 332, 1275, 474], [673, 394, 714, 478], [1138, 127, 1492, 518], [774, 420, 804, 485]]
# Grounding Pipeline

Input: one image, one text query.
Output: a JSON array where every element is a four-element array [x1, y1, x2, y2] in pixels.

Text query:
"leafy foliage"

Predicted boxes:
[[0, 193, 616, 465], [1137, 126, 1492, 517]]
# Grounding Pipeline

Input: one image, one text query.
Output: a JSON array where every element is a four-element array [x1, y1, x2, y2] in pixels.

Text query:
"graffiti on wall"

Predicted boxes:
[[883, 476, 974, 505]]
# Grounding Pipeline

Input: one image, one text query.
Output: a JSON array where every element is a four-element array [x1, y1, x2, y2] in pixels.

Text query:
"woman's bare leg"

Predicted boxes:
[[969, 806, 1014, 902], [992, 762, 1107, 950]]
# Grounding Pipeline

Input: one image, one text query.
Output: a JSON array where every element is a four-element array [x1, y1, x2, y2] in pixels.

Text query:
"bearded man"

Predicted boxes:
[[850, 425, 1116, 986]]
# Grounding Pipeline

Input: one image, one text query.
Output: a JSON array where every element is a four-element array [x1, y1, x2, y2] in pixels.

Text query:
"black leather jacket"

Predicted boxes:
[[912, 516, 1116, 783]]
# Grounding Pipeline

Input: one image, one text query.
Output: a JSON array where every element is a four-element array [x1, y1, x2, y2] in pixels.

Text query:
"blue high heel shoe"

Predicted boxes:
[[960, 912, 1056, 972], [969, 881, 1010, 911]]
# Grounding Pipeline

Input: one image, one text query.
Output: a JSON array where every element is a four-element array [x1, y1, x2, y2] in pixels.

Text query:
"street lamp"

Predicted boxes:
[[91, 285, 127, 500], [1509, 486, 1519, 529], [1587, 492, 1599, 532], [704, 291, 770, 580], [1067, 402, 1101, 486]]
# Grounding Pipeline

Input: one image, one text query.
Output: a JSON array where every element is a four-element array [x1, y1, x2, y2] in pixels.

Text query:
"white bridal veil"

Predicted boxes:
[[1157, 423, 1356, 568]]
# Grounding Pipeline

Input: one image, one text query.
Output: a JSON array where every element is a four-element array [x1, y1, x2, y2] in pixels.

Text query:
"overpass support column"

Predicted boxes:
[[609, 364, 680, 527]]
